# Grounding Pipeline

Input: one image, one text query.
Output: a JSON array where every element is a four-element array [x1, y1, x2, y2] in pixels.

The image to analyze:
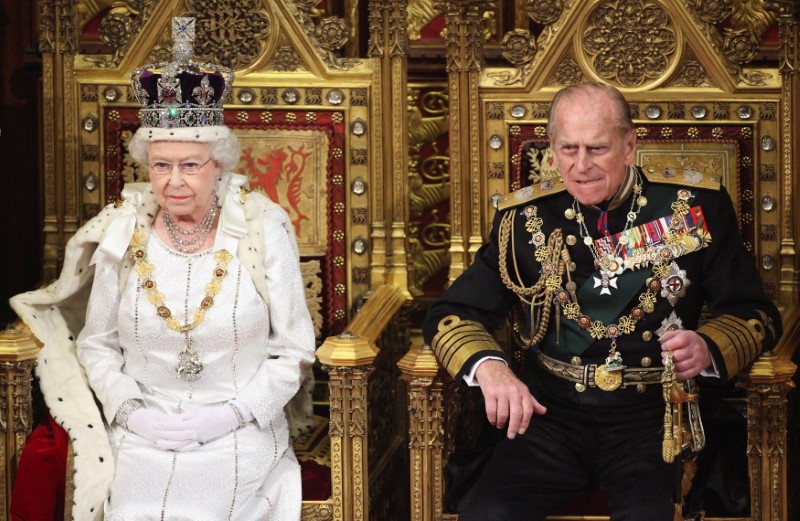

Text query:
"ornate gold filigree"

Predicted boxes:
[[316, 17, 349, 51], [408, 219, 450, 293], [738, 351, 797, 521], [730, 0, 779, 39], [582, 0, 677, 87], [389, 0, 409, 57], [490, 42, 537, 86], [723, 27, 760, 64], [501, 28, 537, 66], [99, 11, 131, 47], [83, 1, 153, 67], [59, 0, 78, 54], [409, 157, 449, 212], [286, 0, 359, 69], [269, 36, 303, 71], [442, 1, 487, 73], [552, 54, 584, 86], [527, 0, 564, 25], [39, 1, 56, 53], [300, 503, 334, 521], [668, 49, 713, 88], [184, 0, 270, 69], [686, 0, 730, 24], [367, 1, 385, 58]]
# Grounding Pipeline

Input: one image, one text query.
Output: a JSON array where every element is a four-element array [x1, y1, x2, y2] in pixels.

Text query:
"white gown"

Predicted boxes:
[[77, 215, 315, 520]]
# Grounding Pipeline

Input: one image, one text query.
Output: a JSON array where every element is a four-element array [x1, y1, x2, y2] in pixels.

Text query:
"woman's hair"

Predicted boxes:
[[127, 129, 241, 173], [547, 82, 633, 139]]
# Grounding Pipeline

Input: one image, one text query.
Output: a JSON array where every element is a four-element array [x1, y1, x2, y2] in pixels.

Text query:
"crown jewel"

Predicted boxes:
[[131, 18, 234, 129]]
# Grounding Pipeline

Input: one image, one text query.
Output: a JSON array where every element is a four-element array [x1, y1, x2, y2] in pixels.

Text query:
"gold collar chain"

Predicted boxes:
[[130, 231, 232, 333], [500, 186, 695, 370], [129, 231, 233, 382]]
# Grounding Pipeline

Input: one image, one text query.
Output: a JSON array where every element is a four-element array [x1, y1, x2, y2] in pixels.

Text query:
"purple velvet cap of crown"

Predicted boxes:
[[138, 69, 226, 106]]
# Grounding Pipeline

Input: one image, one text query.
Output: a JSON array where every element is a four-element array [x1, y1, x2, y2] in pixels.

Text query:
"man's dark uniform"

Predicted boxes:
[[422, 167, 782, 521]]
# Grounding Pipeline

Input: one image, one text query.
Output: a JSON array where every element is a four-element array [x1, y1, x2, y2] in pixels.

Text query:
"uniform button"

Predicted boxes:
[[642, 331, 653, 341], [566, 235, 577, 246], [641, 357, 652, 367], [636, 384, 647, 393], [571, 356, 582, 365]]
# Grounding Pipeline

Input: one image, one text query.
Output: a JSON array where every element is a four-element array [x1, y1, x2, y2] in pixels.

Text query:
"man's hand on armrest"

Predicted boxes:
[[474, 360, 547, 440]]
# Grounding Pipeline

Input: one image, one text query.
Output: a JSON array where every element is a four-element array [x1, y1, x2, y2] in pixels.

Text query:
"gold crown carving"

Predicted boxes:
[[130, 18, 234, 129]]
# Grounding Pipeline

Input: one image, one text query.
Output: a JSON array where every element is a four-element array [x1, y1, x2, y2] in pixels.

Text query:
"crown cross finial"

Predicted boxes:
[[172, 17, 195, 64]]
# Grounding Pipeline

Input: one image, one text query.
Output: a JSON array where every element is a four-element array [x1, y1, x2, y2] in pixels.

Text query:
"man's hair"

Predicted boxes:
[[546, 82, 634, 138]]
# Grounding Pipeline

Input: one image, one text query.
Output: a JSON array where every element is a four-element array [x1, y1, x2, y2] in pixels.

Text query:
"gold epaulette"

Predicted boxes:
[[643, 169, 722, 191], [497, 177, 567, 211], [431, 316, 504, 379]]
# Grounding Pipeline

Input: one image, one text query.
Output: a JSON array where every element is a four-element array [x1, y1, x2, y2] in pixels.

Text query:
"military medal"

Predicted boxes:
[[501, 171, 707, 393], [603, 322, 625, 372], [571, 168, 647, 296], [660, 261, 690, 306], [593, 274, 618, 295]]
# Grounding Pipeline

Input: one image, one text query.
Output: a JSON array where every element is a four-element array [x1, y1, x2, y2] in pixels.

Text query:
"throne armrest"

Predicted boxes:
[[736, 307, 798, 521], [0, 322, 42, 515], [313, 284, 408, 521]]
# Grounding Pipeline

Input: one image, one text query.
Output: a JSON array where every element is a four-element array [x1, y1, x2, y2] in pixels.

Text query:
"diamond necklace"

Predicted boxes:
[[568, 168, 647, 293], [162, 195, 218, 254], [129, 230, 232, 382]]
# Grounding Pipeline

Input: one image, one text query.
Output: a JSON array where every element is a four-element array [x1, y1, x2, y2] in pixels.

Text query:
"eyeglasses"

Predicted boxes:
[[148, 157, 213, 176]]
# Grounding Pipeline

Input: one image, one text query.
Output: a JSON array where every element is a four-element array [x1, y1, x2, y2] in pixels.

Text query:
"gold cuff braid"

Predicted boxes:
[[697, 314, 766, 378], [431, 316, 504, 378]]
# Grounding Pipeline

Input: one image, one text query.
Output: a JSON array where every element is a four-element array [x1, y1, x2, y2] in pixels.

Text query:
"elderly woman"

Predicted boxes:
[[10, 19, 315, 521]]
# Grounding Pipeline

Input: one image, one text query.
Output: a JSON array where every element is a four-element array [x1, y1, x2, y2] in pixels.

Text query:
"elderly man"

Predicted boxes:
[[423, 82, 781, 520]]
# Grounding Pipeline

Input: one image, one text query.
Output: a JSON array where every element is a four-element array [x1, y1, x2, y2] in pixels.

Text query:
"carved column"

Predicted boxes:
[[398, 345, 444, 521], [368, 0, 412, 297], [0, 327, 41, 518], [739, 352, 797, 521], [317, 332, 378, 521], [442, 0, 491, 283], [39, 0, 79, 281], [776, 0, 800, 304]]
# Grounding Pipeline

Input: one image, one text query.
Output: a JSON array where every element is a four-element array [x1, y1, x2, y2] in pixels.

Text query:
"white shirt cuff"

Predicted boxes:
[[699, 354, 721, 378], [462, 356, 507, 387]]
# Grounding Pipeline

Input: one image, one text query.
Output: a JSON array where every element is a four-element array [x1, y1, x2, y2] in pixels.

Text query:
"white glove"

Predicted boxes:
[[176, 401, 254, 445], [126, 408, 199, 451]]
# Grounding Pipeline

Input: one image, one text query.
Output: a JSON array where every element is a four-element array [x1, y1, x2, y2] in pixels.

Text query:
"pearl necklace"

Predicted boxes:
[[129, 230, 233, 382], [162, 196, 218, 254]]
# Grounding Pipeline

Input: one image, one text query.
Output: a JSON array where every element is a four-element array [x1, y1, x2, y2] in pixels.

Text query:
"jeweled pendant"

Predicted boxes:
[[605, 350, 624, 371], [593, 273, 618, 295], [176, 343, 203, 382]]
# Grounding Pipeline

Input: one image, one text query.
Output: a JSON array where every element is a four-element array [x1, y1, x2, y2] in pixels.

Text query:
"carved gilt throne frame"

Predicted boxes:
[[400, 1, 800, 520]]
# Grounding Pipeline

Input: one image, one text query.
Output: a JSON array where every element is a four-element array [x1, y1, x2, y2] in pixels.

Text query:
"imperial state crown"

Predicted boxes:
[[130, 17, 234, 129]]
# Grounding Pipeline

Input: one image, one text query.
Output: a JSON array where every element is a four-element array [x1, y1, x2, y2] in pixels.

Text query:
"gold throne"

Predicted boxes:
[[0, 2, 416, 521], [399, 1, 800, 520]]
